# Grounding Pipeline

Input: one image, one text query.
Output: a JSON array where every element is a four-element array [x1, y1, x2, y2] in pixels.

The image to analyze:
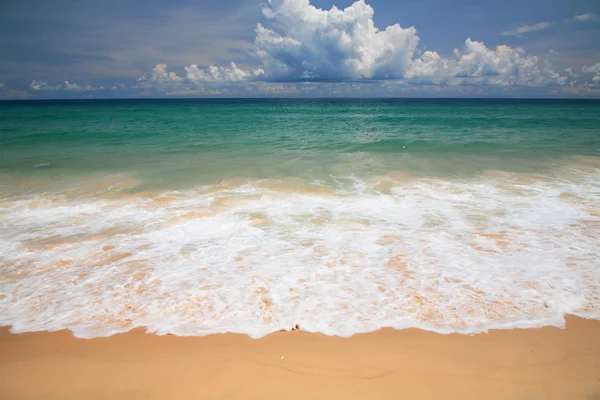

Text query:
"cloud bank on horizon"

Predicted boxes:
[[141, 0, 568, 86], [7, 0, 600, 97]]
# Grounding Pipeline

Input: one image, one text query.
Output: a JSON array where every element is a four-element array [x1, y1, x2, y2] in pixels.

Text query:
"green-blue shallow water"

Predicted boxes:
[[0, 99, 599, 338], [2, 99, 599, 191]]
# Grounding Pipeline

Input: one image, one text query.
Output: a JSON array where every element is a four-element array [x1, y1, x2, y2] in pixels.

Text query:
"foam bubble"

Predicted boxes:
[[0, 164, 599, 338]]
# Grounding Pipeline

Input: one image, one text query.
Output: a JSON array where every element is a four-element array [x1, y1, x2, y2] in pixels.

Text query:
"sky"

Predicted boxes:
[[1, 0, 600, 98]]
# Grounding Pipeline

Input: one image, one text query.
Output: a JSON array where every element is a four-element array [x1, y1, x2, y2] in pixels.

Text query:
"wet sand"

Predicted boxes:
[[1, 316, 599, 400]]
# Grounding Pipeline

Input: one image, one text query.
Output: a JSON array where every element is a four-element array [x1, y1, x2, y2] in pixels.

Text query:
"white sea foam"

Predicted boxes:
[[0, 163, 599, 338]]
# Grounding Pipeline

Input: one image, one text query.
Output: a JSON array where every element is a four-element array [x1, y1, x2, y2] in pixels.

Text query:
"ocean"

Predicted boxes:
[[1, 98, 599, 338]]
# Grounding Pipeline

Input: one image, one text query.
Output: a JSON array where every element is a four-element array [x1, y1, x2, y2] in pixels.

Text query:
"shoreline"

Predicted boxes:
[[1, 315, 599, 399]]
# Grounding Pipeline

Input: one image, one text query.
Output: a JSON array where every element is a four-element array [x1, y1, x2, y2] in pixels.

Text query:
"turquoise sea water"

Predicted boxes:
[[1, 99, 599, 337], [2, 99, 600, 191]]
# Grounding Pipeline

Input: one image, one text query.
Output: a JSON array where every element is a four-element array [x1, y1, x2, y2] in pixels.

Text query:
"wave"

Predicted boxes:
[[1, 165, 599, 338]]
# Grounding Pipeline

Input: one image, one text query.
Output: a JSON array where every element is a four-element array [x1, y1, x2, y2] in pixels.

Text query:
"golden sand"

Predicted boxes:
[[1, 316, 599, 400]]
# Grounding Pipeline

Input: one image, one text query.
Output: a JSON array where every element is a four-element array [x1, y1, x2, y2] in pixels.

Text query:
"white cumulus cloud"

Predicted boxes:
[[250, 0, 564, 85], [406, 40, 566, 86], [140, 64, 183, 82], [136, 0, 580, 89], [30, 80, 106, 91], [565, 68, 578, 77], [501, 22, 552, 37], [64, 81, 104, 91], [185, 62, 264, 83], [253, 0, 419, 80], [582, 63, 600, 81], [136, 64, 184, 90], [29, 80, 62, 91]]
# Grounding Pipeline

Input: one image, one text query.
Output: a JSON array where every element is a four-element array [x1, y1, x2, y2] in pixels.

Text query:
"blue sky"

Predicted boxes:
[[1, 0, 599, 98]]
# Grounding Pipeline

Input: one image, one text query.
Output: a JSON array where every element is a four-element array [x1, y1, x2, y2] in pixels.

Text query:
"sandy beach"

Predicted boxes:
[[0, 316, 598, 400]]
